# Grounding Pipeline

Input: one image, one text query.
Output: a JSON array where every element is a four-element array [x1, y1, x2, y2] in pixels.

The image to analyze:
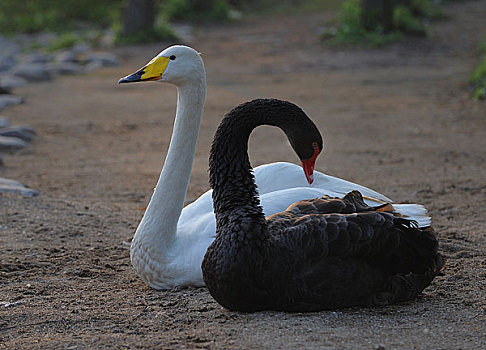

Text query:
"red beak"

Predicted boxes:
[[301, 144, 320, 184], [301, 158, 315, 184]]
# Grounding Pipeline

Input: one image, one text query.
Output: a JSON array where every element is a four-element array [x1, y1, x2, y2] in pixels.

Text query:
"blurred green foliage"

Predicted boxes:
[[0, 0, 233, 44], [410, 0, 444, 19], [322, 0, 443, 46], [113, 18, 177, 45], [161, 0, 230, 21], [470, 41, 486, 100], [232, 0, 341, 14], [322, 0, 402, 47], [0, 0, 121, 33], [393, 5, 426, 36], [45, 32, 83, 51]]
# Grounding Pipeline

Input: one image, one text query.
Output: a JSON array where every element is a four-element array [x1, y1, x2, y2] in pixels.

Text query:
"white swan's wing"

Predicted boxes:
[[179, 162, 428, 231], [254, 162, 392, 202]]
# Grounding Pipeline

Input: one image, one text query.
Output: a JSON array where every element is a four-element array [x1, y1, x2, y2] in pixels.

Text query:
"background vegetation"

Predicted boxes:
[[0, 0, 120, 34], [322, 0, 445, 46], [0, 0, 482, 100], [470, 40, 486, 100]]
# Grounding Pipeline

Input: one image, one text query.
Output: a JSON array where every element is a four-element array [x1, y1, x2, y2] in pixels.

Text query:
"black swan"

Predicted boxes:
[[202, 98, 445, 312]]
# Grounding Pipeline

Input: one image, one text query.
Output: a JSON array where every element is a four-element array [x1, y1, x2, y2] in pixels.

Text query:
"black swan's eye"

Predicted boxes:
[[169, 55, 176, 60]]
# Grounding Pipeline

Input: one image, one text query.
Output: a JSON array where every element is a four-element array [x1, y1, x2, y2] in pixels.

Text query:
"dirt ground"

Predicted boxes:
[[1, 1, 486, 349]]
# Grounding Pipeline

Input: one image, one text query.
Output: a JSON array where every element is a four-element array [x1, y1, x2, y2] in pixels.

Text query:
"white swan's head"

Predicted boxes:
[[118, 45, 205, 86]]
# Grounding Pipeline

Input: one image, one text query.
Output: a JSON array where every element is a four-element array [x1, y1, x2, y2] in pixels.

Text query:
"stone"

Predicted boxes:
[[23, 52, 52, 64], [0, 117, 10, 128], [34, 32, 58, 47], [84, 52, 120, 68], [0, 85, 11, 94], [12, 63, 54, 82], [0, 54, 17, 72], [0, 95, 23, 111], [0, 126, 36, 142], [72, 42, 91, 55], [53, 62, 84, 75], [0, 177, 38, 197], [0, 135, 28, 153], [55, 50, 78, 64], [0, 75, 27, 90]]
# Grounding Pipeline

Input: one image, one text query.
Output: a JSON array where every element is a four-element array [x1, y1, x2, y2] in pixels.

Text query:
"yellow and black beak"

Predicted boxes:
[[118, 56, 170, 84]]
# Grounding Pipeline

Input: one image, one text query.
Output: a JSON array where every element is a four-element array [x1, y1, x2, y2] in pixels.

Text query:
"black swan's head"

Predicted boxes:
[[285, 121, 322, 184], [223, 99, 323, 184]]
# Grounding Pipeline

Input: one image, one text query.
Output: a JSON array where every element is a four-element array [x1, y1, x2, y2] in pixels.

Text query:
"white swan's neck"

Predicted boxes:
[[131, 77, 206, 279], [148, 81, 205, 235]]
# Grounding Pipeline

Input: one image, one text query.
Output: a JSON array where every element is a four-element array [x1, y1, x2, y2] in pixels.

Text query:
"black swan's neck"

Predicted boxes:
[[209, 99, 320, 237]]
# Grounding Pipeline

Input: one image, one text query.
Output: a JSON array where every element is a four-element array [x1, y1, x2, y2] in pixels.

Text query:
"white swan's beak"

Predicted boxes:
[[118, 56, 170, 83]]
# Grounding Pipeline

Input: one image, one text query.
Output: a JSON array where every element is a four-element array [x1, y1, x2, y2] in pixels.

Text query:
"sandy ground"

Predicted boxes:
[[1, 1, 486, 349]]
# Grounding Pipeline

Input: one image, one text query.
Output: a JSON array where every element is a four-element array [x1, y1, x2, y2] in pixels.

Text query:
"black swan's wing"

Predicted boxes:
[[265, 209, 444, 311], [276, 190, 395, 216]]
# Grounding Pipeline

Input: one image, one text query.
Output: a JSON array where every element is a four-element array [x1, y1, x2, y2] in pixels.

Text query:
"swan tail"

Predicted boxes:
[[371, 221, 444, 306], [390, 204, 431, 228]]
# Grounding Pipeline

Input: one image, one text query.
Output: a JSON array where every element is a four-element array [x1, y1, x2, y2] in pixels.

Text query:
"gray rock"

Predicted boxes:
[[55, 50, 78, 64], [0, 95, 23, 111], [72, 42, 91, 55], [0, 177, 38, 197], [0, 54, 18, 72], [53, 62, 84, 75], [34, 32, 57, 47], [0, 35, 21, 53], [0, 75, 27, 90], [0, 177, 23, 187], [0, 135, 28, 153], [12, 63, 54, 82], [0, 117, 10, 128], [23, 52, 52, 64], [0, 126, 36, 142], [84, 52, 120, 68]]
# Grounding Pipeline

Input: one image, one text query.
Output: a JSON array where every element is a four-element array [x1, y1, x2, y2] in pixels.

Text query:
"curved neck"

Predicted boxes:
[[138, 79, 206, 245], [209, 100, 310, 237]]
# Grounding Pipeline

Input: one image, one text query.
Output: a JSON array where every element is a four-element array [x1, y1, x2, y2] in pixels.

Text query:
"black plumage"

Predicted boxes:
[[202, 98, 444, 312]]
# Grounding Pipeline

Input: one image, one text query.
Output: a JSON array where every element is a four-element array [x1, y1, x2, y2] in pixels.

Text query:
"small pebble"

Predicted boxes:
[[12, 63, 54, 82], [55, 50, 78, 64], [0, 135, 28, 152], [0, 125, 36, 142], [53, 62, 84, 75], [0, 177, 38, 197], [0, 95, 23, 111], [84, 52, 120, 68], [22, 52, 52, 64], [0, 75, 27, 90], [0, 54, 18, 72], [0, 116, 10, 128], [1, 300, 25, 308]]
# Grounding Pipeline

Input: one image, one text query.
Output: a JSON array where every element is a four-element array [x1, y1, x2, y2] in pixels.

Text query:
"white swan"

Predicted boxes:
[[119, 45, 430, 290]]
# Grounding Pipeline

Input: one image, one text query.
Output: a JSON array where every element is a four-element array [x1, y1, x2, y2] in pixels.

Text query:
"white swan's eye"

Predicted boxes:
[[169, 55, 176, 60]]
